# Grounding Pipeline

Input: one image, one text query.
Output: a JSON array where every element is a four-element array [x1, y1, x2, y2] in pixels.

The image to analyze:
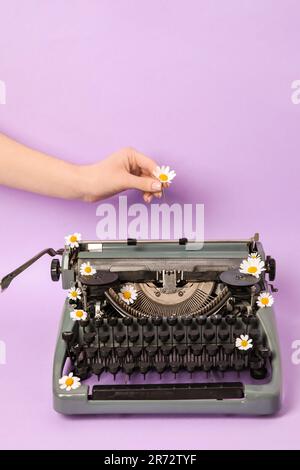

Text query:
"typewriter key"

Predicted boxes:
[[234, 359, 244, 372], [92, 364, 105, 378], [167, 316, 178, 326], [123, 362, 135, 376], [108, 317, 118, 327], [146, 346, 158, 357], [86, 347, 97, 359], [202, 361, 213, 372], [75, 366, 89, 380], [143, 331, 155, 344], [115, 333, 126, 344], [249, 328, 261, 341], [249, 316, 259, 328], [153, 316, 162, 326], [176, 345, 187, 356], [257, 346, 271, 359], [191, 344, 203, 356], [108, 363, 120, 379], [196, 315, 206, 326], [159, 330, 170, 343], [80, 318, 90, 328], [161, 345, 173, 356], [211, 314, 222, 325], [225, 314, 236, 325], [223, 344, 235, 355], [84, 332, 96, 344], [130, 346, 142, 358], [174, 330, 185, 342], [250, 366, 267, 380], [128, 332, 139, 343], [218, 328, 230, 341], [62, 331, 74, 343], [155, 362, 167, 377], [186, 362, 196, 374], [203, 328, 215, 341], [170, 361, 181, 375], [218, 360, 229, 372], [95, 317, 104, 327], [206, 344, 219, 356], [139, 362, 150, 378], [99, 346, 112, 359], [116, 347, 128, 358], [188, 330, 200, 342], [99, 333, 109, 343], [123, 317, 133, 326]]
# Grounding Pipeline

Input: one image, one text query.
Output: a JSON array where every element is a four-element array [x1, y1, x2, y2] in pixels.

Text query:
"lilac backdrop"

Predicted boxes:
[[0, 0, 300, 450]]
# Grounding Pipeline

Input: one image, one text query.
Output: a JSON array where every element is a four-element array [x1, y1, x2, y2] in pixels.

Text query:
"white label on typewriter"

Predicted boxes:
[[86, 243, 103, 251]]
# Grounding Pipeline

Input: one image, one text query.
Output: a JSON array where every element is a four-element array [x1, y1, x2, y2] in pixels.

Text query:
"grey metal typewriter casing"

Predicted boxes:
[[50, 235, 281, 415]]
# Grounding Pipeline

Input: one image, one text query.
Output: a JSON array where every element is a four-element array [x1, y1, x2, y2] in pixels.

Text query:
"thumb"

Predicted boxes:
[[126, 174, 162, 193]]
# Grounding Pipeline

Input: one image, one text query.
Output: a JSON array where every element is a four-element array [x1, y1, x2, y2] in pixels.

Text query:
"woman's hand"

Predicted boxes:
[[78, 147, 163, 203]]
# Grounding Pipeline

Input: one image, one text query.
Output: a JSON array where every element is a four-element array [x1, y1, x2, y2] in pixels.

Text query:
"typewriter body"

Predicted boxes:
[[1, 234, 281, 415]]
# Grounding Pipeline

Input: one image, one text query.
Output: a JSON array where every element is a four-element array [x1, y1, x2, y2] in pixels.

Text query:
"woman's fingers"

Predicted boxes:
[[127, 148, 158, 176]]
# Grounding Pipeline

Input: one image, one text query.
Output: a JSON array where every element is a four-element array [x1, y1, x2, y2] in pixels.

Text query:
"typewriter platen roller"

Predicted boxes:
[[1, 234, 281, 415]]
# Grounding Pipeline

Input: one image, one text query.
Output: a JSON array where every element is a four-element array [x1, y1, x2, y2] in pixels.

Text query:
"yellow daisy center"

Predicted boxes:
[[248, 266, 257, 274], [261, 297, 269, 305], [241, 340, 248, 347], [76, 310, 83, 318], [84, 266, 92, 273], [123, 291, 132, 300], [70, 235, 77, 243], [159, 173, 168, 182], [71, 291, 77, 298], [65, 377, 74, 387]]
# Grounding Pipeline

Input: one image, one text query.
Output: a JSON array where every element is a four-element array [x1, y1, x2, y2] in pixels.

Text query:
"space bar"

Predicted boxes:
[[91, 382, 244, 400]]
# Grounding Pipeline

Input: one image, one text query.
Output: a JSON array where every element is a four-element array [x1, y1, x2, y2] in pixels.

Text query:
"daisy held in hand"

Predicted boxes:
[[153, 165, 176, 184], [59, 372, 81, 391]]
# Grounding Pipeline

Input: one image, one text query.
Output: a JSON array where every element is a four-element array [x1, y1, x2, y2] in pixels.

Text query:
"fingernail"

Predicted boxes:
[[151, 181, 161, 191]]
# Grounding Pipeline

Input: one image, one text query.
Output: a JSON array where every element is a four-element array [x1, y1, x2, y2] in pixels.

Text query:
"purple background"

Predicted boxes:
[[0, 0, 299, 450]]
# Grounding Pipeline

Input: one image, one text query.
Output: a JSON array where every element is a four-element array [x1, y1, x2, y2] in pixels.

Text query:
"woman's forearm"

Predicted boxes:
[[0, 133, 166, 202], [0, 133, 83, 199]]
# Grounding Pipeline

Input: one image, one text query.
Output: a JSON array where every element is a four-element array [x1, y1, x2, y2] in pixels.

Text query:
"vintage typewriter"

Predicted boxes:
[[1, 233, 281, 415]]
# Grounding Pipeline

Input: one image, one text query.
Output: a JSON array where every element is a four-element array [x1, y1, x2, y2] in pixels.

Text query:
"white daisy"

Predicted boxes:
[[68, 287, 82, 301], [239, 257, 265, 279], [59, 372, 81, 391], [256, 291, 274, 308], [118, 284, 138, 305], [70, 309, 88, 321], [248, 252, 261, 260], [153, 165, 176, 184], [235, 334, 253, 351], [80, 262, 96, 277], [65, 232, 82, 249]]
